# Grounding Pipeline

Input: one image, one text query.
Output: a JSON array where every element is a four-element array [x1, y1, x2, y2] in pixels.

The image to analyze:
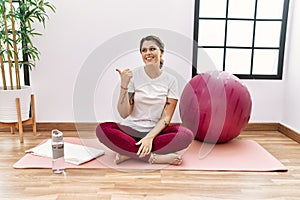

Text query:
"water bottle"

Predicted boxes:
[[51, 129, 65, 174]]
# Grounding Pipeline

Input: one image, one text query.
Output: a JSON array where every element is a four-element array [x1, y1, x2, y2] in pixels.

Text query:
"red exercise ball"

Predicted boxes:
[[179, 71, 252, 143]]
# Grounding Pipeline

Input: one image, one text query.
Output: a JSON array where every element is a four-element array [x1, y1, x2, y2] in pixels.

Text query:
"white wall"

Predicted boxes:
[[282, 0, 300, 133], [243, 80, 284, 123], [31, 0, 195, 122], [31, 0, 297, 132]]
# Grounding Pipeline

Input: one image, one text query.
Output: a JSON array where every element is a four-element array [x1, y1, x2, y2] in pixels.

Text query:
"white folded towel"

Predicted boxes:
[[25, 139, 105, 165]]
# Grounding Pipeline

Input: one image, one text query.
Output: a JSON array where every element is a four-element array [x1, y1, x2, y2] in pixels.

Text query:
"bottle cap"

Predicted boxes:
[[52, 129, 63, 142]]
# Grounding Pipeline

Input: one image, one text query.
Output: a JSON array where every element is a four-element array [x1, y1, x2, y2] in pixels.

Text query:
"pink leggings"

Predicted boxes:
[[96, 122, 194, 162]]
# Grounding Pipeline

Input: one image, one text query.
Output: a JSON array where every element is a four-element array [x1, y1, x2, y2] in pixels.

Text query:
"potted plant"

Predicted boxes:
[[0, 0, 55, 124]]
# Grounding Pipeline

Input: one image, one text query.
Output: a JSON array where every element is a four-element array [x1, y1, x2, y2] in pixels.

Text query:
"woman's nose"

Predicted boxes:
[[144, 48, 151, 53], [146, 49, 152, 54]]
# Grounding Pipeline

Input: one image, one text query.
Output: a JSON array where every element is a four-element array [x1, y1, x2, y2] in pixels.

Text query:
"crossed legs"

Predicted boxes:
[[96, 122, 194, 165]]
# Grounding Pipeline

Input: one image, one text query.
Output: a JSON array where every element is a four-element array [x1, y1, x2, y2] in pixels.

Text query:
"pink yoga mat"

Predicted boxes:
[[13, 137, 287, 172]]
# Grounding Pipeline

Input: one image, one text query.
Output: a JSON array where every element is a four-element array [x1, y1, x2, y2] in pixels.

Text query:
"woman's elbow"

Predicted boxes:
[[117, 109, 130, 119], [119, 113, 129, 119]]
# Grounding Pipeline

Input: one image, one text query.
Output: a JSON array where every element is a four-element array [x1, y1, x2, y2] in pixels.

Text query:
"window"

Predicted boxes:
[[193, 0, 291, 79], [0, 0, 29, 88]]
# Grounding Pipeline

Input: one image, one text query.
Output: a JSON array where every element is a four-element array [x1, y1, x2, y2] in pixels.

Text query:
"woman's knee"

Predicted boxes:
[[178, 126, 194, 144], [170, 125, 194, 140], [96, 122, 115, 141]]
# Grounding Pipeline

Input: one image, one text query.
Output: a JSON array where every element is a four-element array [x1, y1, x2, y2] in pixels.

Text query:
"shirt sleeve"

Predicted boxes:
[[128, 74, 135, 93], [168, 77, 179, 100]]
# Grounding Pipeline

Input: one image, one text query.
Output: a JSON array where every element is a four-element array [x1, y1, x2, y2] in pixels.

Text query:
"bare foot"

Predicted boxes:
[[148, 153, 182, 165], [115, 153, 131, 165]]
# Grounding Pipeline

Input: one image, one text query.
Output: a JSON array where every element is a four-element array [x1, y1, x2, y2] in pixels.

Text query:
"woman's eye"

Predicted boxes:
[[141, 47, 157, 52]]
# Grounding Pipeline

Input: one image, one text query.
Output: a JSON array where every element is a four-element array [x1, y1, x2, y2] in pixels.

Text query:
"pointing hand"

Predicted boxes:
[[116, 68, 132, 88]]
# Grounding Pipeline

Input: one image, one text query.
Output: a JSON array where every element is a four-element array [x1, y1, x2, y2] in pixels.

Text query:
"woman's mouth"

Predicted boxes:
[[146, 57, 154, 62]]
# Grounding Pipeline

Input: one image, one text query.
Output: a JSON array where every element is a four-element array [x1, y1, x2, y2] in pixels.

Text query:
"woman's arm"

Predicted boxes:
[[148, 97, 177, 135], [116, 68, 134, 118], [136, 98, 178, 157], [117, 91, 134, 119]]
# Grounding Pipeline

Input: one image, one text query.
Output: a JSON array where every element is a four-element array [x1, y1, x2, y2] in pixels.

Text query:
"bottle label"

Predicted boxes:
[[52, 144, 64, 159]]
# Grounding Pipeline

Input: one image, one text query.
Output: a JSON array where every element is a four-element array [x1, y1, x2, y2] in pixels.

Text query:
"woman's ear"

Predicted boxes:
[[160, 50, 164, 59], [160, 49, 164, 55]]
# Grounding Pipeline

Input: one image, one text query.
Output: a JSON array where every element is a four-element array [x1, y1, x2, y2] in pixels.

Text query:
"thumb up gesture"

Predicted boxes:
[[116, 68, 133, 89]]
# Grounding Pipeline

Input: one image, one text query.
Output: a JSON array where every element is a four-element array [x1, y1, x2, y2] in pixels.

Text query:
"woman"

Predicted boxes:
[[96, 35, 194, 165]]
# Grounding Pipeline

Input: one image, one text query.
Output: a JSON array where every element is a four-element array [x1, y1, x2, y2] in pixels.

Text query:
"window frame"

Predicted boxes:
[[13, 0, 30, 86], [193, 0, 291, 79]]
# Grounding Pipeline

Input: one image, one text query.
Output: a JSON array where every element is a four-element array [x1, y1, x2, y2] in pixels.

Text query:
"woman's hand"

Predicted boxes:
[[136, 137, 154, 158], [116, 68, 132, 88]]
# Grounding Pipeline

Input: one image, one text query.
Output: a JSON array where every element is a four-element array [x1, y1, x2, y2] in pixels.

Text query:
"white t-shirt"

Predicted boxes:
[[121, 66, 179, 132]]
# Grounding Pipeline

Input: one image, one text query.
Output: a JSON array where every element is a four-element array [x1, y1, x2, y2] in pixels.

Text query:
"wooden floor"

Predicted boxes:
[[0, 129, 300, 200]]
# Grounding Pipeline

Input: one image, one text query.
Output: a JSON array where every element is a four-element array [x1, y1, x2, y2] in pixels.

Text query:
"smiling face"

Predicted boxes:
[[140, 40, 164, 66]]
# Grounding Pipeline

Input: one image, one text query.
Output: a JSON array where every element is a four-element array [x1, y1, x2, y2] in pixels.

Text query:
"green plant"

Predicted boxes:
[[0, 0, 55, 90]]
